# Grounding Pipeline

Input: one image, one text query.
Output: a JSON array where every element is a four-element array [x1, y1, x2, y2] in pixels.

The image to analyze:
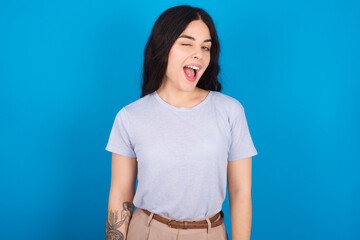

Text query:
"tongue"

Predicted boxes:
[[184, 67, 195, 78]]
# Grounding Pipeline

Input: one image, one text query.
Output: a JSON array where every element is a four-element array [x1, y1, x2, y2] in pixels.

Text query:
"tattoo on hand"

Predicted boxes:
[[106, 201, 134, 240]]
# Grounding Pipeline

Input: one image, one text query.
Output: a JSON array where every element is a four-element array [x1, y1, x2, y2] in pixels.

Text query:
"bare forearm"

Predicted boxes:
[[106, 197, 134, 240], [229, 192, 252, 240]]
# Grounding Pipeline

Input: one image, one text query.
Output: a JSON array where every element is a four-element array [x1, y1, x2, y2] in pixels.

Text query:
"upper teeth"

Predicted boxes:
[[185, 65, 200, 70]]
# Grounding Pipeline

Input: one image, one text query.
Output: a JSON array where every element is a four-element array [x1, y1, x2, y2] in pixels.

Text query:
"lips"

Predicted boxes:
[[183, 63, 202, 71]]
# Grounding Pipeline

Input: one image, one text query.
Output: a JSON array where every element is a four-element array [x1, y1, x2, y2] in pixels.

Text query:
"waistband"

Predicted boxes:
[[140, 208, 224, 229]]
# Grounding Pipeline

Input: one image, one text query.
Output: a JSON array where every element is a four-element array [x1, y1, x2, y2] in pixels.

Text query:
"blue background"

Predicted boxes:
[[1, 0, 359, 239]]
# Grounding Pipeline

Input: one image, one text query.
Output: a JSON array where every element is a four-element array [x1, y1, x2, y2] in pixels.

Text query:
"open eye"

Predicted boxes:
[[202, 46, 210, 51]]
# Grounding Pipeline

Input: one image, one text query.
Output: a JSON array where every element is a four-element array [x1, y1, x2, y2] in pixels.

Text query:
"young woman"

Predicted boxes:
[[105, 5, 258, 240]]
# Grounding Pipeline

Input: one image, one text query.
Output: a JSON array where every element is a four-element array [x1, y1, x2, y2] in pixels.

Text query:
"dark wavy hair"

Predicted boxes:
[[140, 5, 222, 98]]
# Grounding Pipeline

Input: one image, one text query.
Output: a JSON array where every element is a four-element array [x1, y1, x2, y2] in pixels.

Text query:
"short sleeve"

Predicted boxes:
[[228, 105, 258, 161], [105, 108, 136, 158]]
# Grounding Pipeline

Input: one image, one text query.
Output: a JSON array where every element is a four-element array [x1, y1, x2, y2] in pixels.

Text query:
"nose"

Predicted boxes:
[[192, 48, 203, 60]]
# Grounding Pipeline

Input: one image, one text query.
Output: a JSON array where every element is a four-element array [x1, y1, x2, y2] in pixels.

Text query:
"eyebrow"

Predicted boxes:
[[178, 34, 212, 43]]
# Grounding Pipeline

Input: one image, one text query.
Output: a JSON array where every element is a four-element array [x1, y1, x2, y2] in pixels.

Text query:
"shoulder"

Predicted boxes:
[[117, 92, 155, 118], [212, 91, 245, 119]]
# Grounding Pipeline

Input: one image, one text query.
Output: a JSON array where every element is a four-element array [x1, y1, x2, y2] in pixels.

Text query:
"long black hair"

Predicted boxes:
[[140, 5, 222, 98]]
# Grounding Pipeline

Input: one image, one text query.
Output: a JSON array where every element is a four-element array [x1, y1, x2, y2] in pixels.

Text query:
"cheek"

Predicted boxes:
[[203, 55, 211, 69], [168, 50, 185, 70]]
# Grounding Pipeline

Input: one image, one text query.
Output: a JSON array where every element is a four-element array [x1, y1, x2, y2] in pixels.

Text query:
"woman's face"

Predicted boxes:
[[162, 20, 212, 92]]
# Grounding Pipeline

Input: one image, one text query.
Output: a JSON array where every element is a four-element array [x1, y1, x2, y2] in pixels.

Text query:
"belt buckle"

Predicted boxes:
[[167, 219, 177, 228]]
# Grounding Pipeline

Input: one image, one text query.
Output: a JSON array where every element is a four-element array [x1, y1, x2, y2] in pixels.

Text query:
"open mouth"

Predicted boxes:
[[183, 65, 200, 80]]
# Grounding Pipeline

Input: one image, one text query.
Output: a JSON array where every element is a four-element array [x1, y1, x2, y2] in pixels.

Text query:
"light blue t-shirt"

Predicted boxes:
[[105, 90, 258, 220]]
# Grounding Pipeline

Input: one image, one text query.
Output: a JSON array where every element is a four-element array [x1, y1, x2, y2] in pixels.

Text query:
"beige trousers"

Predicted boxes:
[[127, 208, 229, 240]]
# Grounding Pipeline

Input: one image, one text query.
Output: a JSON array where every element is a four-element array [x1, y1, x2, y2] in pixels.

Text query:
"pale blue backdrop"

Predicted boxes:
[[0, 0, 359, 239]]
